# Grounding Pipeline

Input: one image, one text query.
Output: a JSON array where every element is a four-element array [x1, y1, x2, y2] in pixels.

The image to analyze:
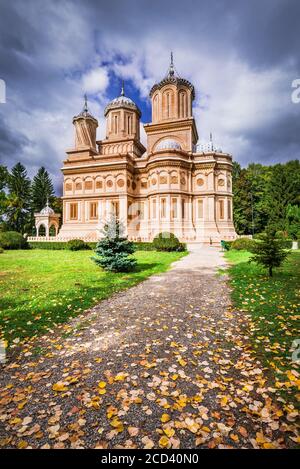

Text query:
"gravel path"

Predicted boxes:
[[0, 246, 297, 449]]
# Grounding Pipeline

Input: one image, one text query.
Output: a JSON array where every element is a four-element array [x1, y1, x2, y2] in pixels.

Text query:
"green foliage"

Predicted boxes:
[[6, 163, 31, 233], [31, 167, 55, 212], [0, 247, 3, 254], [232, 162, 271, 235], [250, 228, 289, 276], [0, 231, 29, 250], [153, 232, 186, 252], [0, 165, 9, 224], [267, 161, 300, 231], [285, 204, 300, 239], [29, 241, 158, 251], [230, 237, 256, 251], [67, 239, 90, 251], [132, 242, 157, 251], [93, 217, 137, 272], [232, 160, 300, 236], [29, 241, 96, 250]]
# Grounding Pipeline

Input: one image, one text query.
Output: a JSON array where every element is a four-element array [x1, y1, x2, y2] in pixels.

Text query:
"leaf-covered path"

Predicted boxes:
[[0, 246, 298, 449]]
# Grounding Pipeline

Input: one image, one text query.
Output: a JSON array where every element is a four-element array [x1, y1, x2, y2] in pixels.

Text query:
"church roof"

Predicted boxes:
[[104, 82, 141, 117], [39, 200, 55, 216], [149, 53, 195, 99], [73, 95, 98, 123]]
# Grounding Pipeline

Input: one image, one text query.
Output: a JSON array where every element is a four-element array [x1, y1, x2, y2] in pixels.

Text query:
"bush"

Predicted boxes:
[[132, 242, 156, 251], [29, 241, 97, 250], [67, 239, 90, 251], [0, 231, 28, 250], [231, 237, 256, 251], [0, 247, 3, 254], [153, 232, 186, 252]]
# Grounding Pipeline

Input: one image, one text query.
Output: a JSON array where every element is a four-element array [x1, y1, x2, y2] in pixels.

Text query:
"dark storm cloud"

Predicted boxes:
[[0, 0, 299, 193], [0, 115, 31, 162]]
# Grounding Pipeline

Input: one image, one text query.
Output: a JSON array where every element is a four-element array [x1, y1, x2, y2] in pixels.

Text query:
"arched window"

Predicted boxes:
[[127, 115, 132, 134], [38, 224, 46, 236], [153, 94, 159, 121], [166, 93, 170, 118], [114, 115, 118, 134], [179, 91, 187, 117], [162, 89, 173, 119], [49, 224, 57, 236]]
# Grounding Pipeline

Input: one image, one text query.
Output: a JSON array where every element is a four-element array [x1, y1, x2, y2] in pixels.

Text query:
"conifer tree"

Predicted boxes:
[[31, 166, 54, 212], [0, 165, 9, 225], [93, 215, 136, 272], [6, 163, 31, 233], [250, 227, 289, 277]]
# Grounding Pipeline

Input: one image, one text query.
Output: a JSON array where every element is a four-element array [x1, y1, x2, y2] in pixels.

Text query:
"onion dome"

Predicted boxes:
[[196, 133, 222, 153], [40, 199, 54, 215], [149, 52, 195, 99], [155, 138, 182, 151], [104, 82, 141, 117], [73, 95, 98, 124]]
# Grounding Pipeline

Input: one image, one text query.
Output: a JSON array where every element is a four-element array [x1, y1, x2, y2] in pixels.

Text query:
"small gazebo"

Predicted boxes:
[[34, 200, 60, 237]]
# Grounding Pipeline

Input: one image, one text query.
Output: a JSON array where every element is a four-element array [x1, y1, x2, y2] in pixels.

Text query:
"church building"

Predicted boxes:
[[58, 56, 237, 243]]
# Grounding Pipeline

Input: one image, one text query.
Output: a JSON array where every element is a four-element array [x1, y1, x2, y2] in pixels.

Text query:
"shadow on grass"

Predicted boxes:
[[132, 262, 158, 273]]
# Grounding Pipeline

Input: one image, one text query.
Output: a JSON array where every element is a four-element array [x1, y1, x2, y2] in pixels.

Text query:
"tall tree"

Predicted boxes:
[[6, 163, 31, 233], [232, 162, 253, 234], [31, 167, 55, 212], [246, 163, 271, 234], [267, 160, 300, 231], [0, 165, 9, 226]]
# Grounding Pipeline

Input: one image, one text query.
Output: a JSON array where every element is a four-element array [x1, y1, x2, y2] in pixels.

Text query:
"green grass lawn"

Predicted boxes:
[[0, 249, 186, 344], [225, 249, 300, 403]]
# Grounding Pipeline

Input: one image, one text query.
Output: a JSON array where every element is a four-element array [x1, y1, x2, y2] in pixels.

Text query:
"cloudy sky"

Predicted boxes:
[[0, 0, 299, 193]]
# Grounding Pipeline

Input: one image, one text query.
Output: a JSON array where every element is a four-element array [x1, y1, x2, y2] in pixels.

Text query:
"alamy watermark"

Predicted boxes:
[[0, 79, 6, 103], [291, 79, 300, 103]]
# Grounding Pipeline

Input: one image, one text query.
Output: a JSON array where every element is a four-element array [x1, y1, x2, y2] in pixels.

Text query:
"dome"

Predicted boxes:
[[155, 138, 182, 151], [196, 135, 222, 153], [149, 53, 195, 99], [104, 84, 141, 117], [39, 200, 55, 216], [40, 205, 54, 216]]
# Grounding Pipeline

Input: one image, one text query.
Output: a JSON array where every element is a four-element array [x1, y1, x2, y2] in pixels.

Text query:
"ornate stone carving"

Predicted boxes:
[[159, 176, 167, 184]]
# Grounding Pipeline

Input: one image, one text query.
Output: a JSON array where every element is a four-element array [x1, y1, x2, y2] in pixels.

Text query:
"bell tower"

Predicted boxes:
[[104, 82, 141, 142], [144, 54, 198, 153], [66, 95, 99, 161]]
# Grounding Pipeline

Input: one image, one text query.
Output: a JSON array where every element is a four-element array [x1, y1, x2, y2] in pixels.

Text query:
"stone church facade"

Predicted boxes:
[[58, 58, 237, 243]]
